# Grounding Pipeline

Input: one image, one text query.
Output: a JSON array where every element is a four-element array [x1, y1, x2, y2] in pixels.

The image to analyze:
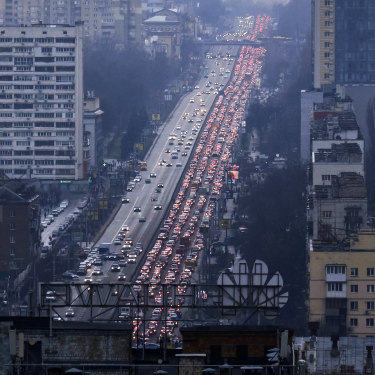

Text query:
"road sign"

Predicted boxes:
[[219, 219, 231, 229]]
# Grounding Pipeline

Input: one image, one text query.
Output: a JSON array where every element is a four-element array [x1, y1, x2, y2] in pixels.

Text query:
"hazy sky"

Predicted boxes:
[[252, 0, 290, 4]]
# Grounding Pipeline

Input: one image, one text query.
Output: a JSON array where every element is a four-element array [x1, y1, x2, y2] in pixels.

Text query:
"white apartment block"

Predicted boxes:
[[0, 23, 84, 180]]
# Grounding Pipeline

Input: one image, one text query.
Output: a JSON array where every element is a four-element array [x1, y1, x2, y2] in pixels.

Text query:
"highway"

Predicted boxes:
[[43, 15, 272, 348], [82, 45, 239, 283]]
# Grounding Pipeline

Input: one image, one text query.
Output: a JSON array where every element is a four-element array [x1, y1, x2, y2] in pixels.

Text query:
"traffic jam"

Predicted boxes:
[[129, 16, 272, 348]]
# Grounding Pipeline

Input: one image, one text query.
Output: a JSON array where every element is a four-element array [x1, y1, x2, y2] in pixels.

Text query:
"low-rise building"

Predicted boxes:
[[0, 317, 132, 374], [144, 9, 182, 59]]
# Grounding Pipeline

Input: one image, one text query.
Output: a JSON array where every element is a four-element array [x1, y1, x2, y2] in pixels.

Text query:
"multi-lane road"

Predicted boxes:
[[42, 15, 272, 348]]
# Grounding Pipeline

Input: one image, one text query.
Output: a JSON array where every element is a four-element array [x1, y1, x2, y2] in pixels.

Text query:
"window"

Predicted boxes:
[[323, 211, 332, 218], [350, 285, 358, 293], [350, 301, 358, 311], [368, 285, 375, 293], [324, 42, 331, 48], [350, 318, 358, 327], [326, 265, 345, 274], [325, 1, 331, 6], [9, 223, 15, 230], [322, 175, 331, 181], [10, 235, 15, 244], [368, 268, 375, 277], [9, 208, 15, 217], [327, 282, 343, 291], [367, 318, 374, 327], [351, 268, 358, 277], [367, 302, 375, 310], [324, 11, 331, 17]]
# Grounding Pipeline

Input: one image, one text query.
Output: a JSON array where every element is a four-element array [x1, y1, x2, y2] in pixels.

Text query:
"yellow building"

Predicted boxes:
[[312, 0, 335, 89], [310, 229, 375, 336]]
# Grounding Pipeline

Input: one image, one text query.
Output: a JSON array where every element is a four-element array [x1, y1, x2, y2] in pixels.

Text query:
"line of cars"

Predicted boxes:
[[129, 24, 269, 345]]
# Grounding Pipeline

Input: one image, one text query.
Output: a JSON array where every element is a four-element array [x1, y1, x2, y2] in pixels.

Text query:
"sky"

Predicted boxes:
[[252, 0, 291, 4]]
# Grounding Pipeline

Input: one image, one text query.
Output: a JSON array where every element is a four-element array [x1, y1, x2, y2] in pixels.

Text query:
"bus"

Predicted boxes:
[[140, 161, 147, 171]]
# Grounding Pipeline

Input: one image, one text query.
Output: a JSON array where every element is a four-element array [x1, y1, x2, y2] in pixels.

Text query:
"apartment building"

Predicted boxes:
[[0, 0, 143, 49], [312, 0, 375, 89], [312, 0, 335, 89], [310, 230, 375, 336], [308, 94, 373, 336], [0, 23, 84, 180], [309, 98, 366, 241]]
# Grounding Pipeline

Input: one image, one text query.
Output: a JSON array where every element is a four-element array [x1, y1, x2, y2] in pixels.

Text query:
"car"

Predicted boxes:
[[145, 178, 151, 184], [150, 172, 157, 178], [84, 277, 93, 283], [154, 205, 162, 210], [46, 291, 56, 302], [134, 175, 142, 182], [155, 188, 162, 193], [139, 217, 146, 223], [121, 225, 129, 232], [128, 256, 136, 263], [119, 259, 127, 267], [189, 98, 194, 103], [165, 149, 171, 153], [133, 207, 141, 212], [113, 239, 122, 245], [166, 163, 172, 167], [124, 238, 133, 245], [182, 152, 188, 156], [176, 163, 182, 167], [118, 273, 126, 281], [157, 183, 164, 188], [92, 268, 103, 275], [53, 314, 63, 321], [111, 263, 121, 272], [121, 197, 130, 204], [65, 308, 75, 317]]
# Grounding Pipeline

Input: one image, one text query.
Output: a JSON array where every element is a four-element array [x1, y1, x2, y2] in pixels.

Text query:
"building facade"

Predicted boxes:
[[83, 94, 104, 177], [144, 8, 181, 59], [300, 90, 324, 162], [312, 0, 375, 89], [335, 0, 375, 84], [0, 184, 41, 284], [312, 0, 335, 89], [309, 97, 367, 242], [310, 231, 375, 336], [308, 95, 374, 336], [0, 23, 84, 180], [0, 0, 143, 49]]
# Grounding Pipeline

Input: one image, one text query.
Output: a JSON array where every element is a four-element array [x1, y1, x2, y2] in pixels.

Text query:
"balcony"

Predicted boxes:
[[326, 273, 346, 282]]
